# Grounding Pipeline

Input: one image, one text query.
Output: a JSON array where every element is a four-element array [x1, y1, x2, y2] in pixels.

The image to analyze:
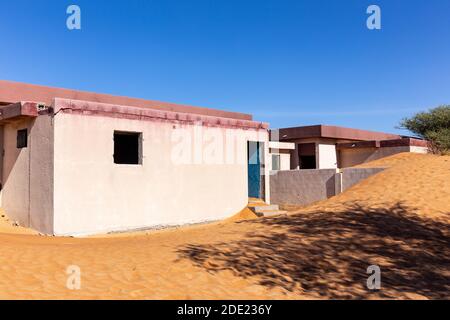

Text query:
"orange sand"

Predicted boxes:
[[0, 209, 38, 235], [306, 153, 450, 221], [225, 207, 259, 222], [0, 153, 449, 299]]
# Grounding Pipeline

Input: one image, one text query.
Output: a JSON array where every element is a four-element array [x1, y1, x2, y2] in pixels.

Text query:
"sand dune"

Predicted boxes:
[[0, 153, 449, 299], [306, 153, 450, 222]]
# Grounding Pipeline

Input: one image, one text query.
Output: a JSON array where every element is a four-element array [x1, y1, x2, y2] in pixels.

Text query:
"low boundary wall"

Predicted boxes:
[[270, 167, 385, 206], [338, 168, 385, 192]]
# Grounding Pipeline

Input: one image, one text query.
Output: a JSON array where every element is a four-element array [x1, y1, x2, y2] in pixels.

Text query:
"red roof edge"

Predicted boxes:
[[0, 101, 39, 122], [337, 138, 429, 149], [274, 124, 401, 141], [0, 80, 253, 121]]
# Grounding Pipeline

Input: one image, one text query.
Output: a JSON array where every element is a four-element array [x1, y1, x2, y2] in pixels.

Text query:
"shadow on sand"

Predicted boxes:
[[178, 203, 450, 299]]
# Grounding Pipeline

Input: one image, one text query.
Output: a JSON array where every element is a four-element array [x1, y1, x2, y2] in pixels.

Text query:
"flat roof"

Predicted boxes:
[[337, 138, 428, 149], [0, 80, 252, 121], [271, 125, 401, 142]]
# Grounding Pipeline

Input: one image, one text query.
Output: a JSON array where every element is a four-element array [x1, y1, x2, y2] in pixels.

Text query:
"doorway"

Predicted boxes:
[[298, 143, 317, 169], [247, 141, 265, 199]]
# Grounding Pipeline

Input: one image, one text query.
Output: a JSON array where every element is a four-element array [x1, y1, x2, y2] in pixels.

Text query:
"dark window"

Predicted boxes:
[[300, 155, 316, 169], [114, 131, 142, 165], [298, 143, 317, 169], [17, 129, 28, 149]]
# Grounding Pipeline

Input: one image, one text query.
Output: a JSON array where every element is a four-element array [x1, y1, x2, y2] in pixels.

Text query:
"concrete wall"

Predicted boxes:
[[339, 146, 427, 168], [317, 143, 338, 169], [338, 167, 385, 192], [29, 115, 54, 234], [53, 112, 268, 236], [270, 167, 385, 206], [1, 119, 31, 226], [1, 116, 54, 234], [270, 169, 337, 206]]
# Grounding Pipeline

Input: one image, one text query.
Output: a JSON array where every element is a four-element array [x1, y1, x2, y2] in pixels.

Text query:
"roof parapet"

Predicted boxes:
[[0, 102, 42, 123], [52, 98, 268, 130]]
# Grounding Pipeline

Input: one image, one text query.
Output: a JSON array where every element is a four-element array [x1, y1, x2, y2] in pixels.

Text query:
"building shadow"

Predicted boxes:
[[177, 202, 450, 299]]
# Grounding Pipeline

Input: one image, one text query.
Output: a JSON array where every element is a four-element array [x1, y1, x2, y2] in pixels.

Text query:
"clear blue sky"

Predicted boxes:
[[1, 0, 449, 134]]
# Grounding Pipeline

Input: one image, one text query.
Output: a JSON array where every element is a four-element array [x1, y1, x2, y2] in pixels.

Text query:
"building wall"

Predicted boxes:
[[270, 169, 337, 206], [270, 150, 291, 171], [29, 115, 54, 234], [286, 138, 341, 170], [268, 141, 295, 171], [339, 146, 427, 168], [1, 120, 31, 226], [410, 146, 428, 154], [317, 143, 338, 169], [280, 152, 291, 171], [339, 168, 385, 192], [53, 112, 268, 236], [270, 167, 385, 206], [1, 116, 54, 234]]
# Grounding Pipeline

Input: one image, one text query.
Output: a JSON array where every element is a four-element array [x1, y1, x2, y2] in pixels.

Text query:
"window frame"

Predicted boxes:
[[17, 129, 28, 149], [113, 130, 143, 165], [271, 154, 281, 171]]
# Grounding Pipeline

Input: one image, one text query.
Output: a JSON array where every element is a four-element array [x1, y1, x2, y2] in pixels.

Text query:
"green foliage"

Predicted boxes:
[[400, 106, 450, 154], [425, 127, 450, 154]]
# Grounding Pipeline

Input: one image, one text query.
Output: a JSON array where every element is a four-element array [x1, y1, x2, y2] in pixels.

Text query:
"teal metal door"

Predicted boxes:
[[248, 141, 262, 198]]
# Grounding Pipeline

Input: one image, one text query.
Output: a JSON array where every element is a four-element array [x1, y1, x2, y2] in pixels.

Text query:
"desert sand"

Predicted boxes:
[[0, 153, 449, 299]]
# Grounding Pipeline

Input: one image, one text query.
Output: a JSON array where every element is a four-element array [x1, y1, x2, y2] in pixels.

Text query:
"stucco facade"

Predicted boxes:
[[52, 99, 269, 236], [268, 141, 294, 171], [317, 142, 338, 169], [0, 113, 54, 234], [271, 125, 429, 170], [0, 82, 269, 236]]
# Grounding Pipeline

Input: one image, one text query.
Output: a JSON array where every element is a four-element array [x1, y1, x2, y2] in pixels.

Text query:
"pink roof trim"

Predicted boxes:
[[53, 98, 269, 130]]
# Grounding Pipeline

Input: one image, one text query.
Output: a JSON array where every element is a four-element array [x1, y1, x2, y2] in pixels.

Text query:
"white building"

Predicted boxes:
[[0, 80, 270, 236]]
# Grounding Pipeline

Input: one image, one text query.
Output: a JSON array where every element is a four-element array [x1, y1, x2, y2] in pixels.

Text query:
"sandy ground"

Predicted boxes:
[[0, 153, 449, 299]]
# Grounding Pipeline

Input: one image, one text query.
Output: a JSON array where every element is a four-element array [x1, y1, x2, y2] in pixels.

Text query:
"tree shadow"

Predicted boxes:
[[177, 203, 450, 299]]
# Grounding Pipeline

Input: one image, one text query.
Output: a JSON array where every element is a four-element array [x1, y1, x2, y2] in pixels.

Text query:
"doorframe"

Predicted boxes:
[[247, 141, 266, 200]]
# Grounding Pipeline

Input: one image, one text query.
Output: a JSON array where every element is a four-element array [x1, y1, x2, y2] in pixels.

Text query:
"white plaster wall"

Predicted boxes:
[[1, 120, 31, 226], [317, 143, 338, 169], [1, 116, 54, 233], [280, 153, 291, 171], [410, 146, 428, 154], [53, 113, 268, 236], [270, 152, 291, 171]]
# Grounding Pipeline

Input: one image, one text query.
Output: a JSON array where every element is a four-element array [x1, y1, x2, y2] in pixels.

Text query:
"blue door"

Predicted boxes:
[[248, 141, 262, 198]]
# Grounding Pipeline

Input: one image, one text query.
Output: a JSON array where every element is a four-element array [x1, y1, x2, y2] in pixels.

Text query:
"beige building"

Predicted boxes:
[[0, 81, 429, 236], [0, 81, 270, 236], [269, 124, 428, 170]]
